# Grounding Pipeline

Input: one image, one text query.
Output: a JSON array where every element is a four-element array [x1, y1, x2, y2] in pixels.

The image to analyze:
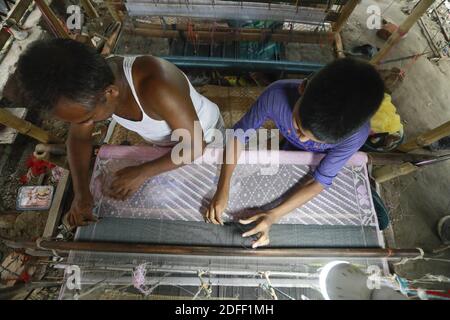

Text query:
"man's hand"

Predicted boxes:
[[240, 212, 278, 248], [66, 193, 98, 227], [205, 188, 229, 225], [107, 165, 148, 200]]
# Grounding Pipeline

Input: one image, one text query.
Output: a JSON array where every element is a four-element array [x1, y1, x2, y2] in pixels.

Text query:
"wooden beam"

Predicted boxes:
[[371, 0, 436, 65], [398, 120, 450, 152], [0, 108, 62, 143], [128, 27, 334, 44], [42, 169, 70, 238], [34, 0, 70, 39], [372, 162, 419, 183], [80, 0, 99, 19], [3, 238, 422, 259], [332, 0, 359, 33]]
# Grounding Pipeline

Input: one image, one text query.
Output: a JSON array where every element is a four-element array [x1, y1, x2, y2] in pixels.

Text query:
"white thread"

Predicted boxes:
[[394, 247, 425, 265]]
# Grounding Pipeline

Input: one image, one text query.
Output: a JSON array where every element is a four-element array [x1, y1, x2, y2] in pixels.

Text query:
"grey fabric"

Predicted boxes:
[[77, 217, 380, 248]]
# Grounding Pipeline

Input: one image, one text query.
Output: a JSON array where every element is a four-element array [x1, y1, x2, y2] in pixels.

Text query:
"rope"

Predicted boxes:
[[394, 247, 425, 265], [193, 270, 212, 300], [259, 271, 278, 300]]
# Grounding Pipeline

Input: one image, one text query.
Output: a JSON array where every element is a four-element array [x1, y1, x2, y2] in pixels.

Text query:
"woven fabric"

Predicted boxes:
[[90, 146, 379, 227]]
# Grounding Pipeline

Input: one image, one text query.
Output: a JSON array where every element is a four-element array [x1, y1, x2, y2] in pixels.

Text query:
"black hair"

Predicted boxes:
[[299, 58, 385, 144], [16, 38, 114, 110]]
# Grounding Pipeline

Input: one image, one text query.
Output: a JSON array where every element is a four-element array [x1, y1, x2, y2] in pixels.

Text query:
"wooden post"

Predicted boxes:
[[332, 0, 360, 33], [334, 32, 345, 58], [398, 120, 450, 152], [34, 0, 70, 39], [372, 162, 419, 183], [0, 108, 62, 143], [80, 0, 99, 19], [370, 0, 436, 65]]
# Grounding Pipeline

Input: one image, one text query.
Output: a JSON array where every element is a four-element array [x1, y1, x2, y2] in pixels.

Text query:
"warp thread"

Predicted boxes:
[[132, 263, 159, 296]]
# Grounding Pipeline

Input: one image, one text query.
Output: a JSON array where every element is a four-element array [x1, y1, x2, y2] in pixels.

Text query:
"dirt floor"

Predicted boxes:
[[342, 0, 450, 284]]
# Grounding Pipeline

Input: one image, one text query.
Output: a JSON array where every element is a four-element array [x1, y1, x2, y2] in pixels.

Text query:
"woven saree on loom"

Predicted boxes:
[[60, 146, 386, 300]]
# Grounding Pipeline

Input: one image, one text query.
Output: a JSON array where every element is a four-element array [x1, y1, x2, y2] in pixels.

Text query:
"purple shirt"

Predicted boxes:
[[233, 80, 370, 187]]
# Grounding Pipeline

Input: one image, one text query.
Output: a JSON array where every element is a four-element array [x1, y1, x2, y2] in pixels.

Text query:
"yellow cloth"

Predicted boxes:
[[370, 93, 403, 134]]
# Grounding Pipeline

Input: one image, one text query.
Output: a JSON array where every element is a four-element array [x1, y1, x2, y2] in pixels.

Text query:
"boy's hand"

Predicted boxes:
[[205, 188, 229, 225], [240, 213, 278, 248], [108, 165, 147, 200], [66, 193, 98, 227]]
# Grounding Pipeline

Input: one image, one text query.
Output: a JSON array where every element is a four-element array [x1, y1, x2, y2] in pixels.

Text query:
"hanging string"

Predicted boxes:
[[193, 270, 212, 299]]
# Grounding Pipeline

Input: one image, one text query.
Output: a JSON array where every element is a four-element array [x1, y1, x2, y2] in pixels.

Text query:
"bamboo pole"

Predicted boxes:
[[34, 0, 70, 39], [372, 162, 419, 183], [398, 120, 450, 152], [334, 32, 345, 58], [370, 0, 436, 65], [0, 108, 62, 143], [5, 239, 421, 259], [80, 0, 99, 19], [332, 0, 359, 33]]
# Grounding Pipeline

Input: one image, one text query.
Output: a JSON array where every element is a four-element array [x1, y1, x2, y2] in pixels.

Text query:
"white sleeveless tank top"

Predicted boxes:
[[112, 56, 220, 145]]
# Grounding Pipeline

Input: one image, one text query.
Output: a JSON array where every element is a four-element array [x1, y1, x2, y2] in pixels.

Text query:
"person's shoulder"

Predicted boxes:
[[266, 79, 303, 91], [336, 122, 370, 148]]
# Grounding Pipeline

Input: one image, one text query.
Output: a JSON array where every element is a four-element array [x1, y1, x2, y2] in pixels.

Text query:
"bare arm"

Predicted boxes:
[[206, 136, 243, 224], [240, 178, 324, 248], [108, 78, 207, 200], [66, 120, 97, 226]]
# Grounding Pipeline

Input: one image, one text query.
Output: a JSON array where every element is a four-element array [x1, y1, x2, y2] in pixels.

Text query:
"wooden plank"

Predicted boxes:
[[0, 107, 62, 143], [42, 168, 70, 238]]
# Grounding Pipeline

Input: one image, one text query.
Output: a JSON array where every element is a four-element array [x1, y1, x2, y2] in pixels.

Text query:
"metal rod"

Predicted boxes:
[[415, 153, 450, 166]]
